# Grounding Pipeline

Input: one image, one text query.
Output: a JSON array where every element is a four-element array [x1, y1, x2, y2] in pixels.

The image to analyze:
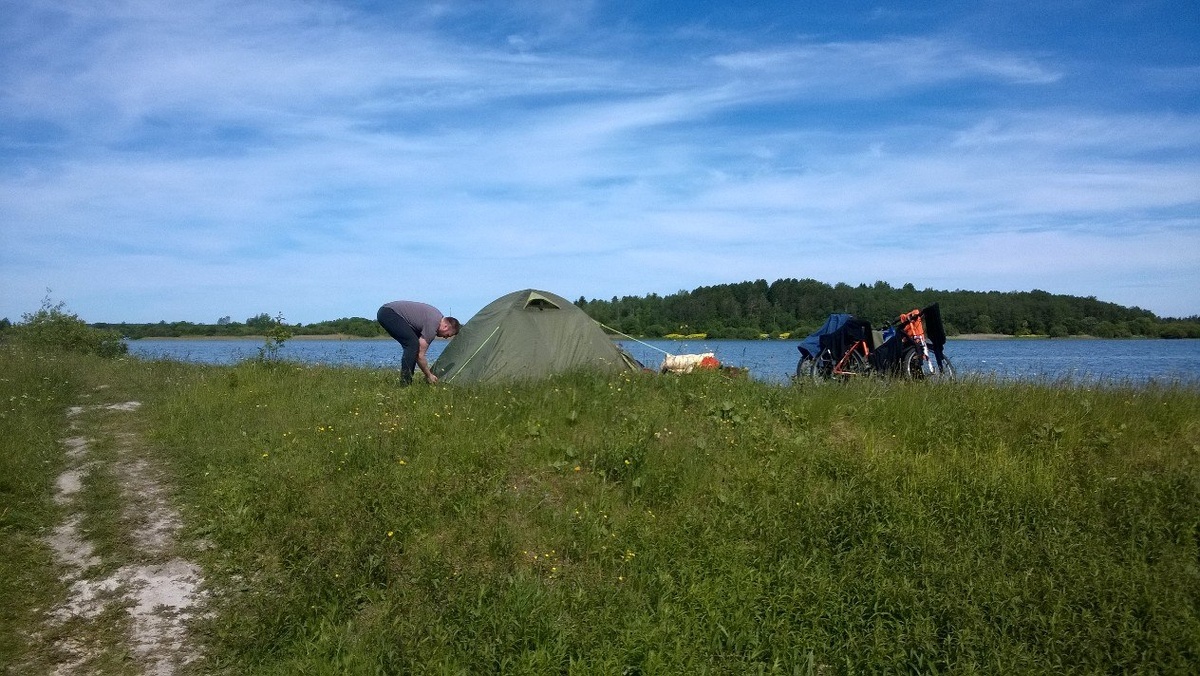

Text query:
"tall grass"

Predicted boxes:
[[140, 362, 1199, 673], [4, 348, 1198, 673], [0, 348, 88, 667]]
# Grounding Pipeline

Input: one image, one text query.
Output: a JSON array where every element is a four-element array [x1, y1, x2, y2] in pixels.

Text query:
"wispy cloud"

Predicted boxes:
[[711, 37, 1062, 92]]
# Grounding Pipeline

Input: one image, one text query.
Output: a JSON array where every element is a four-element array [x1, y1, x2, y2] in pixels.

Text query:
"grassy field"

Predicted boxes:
[[3, 347, 1198, 674]]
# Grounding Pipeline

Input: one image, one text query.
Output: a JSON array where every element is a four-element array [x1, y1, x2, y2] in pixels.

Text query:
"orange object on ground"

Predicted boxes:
[[660, 352, 720, 373]]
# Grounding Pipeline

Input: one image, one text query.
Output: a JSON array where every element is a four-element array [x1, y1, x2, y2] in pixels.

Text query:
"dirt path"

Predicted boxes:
[[40, 398, 206, 675]]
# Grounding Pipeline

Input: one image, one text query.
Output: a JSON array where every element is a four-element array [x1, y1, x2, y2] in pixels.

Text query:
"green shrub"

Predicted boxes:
[[5, 298, 127, 358]]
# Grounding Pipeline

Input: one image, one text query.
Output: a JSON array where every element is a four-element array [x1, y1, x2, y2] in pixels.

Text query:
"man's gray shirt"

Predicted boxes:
[[382, 301, 444, 342]]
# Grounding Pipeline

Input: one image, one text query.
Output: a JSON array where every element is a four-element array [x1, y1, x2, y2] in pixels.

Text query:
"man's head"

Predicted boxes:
[[437, 317, 461, 338]]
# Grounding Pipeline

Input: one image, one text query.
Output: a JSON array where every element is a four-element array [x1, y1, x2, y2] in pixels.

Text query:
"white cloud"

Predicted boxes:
[[710, 37, 1061, 94]]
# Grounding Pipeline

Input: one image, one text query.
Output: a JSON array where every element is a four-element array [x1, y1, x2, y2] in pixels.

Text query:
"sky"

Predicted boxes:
[[2, 0, 1198, 325]]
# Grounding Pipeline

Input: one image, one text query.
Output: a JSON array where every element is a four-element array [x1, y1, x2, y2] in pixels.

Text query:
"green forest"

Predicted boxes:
[[84, 313, 386, 340], [66, 278, 1200, 340], [577, 279, 1200, 339]]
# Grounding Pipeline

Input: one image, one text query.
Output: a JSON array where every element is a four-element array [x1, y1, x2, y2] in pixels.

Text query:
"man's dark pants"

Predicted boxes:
[[377, 305, 421, 384]]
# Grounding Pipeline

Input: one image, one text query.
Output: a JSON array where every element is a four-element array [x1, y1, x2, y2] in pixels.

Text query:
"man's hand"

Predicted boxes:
[[416, 337, 435, 382]]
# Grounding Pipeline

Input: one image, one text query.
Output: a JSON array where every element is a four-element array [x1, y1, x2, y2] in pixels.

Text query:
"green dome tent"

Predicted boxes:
[[432, 289, 642, 384]]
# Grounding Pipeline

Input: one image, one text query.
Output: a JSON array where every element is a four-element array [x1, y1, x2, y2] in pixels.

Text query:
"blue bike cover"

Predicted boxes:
[[797, 313, 856, 360]]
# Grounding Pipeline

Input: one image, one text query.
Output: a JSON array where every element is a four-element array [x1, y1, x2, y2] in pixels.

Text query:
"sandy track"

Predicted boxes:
[[41, 399, 206, 675]]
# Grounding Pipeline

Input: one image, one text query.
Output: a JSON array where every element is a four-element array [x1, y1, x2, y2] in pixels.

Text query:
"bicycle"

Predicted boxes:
[[889, 308, 955, 381], [798, 343, 871, 381], [795, 304, 955, 383], [795, 314, 874, 382]]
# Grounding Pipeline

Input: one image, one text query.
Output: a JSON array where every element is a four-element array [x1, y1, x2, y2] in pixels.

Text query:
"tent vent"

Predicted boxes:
[[523, 292, 561, 310]]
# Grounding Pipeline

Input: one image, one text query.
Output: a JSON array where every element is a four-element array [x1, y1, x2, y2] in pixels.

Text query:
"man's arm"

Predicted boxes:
[[416, 337, 438, 383]]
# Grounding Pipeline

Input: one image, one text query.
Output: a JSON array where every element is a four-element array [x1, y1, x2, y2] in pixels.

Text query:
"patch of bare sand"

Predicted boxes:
[[952, 333, 1016, 340], [41, 399, 207, 675]]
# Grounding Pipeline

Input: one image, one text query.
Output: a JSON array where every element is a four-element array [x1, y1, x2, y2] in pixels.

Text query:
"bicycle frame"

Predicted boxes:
[[831, 339, 871, 377]]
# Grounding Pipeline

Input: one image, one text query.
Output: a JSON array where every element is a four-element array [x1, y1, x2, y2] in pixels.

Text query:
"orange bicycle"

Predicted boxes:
[[797, 314, 875, 381], [830, 335, 872, 378]]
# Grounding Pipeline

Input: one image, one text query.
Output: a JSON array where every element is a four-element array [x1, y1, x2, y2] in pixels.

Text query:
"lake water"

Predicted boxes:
[[126, 337, 1200, 386]]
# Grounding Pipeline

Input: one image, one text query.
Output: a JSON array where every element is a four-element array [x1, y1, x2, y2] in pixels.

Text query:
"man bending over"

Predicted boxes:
[[377, 300, 460, 384]]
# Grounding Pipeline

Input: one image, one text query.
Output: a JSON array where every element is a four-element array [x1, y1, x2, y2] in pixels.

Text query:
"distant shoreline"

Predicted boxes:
[[132, 332, 1116, 342], [953, 333, 1023, 340], [135, 334, 392, 341]]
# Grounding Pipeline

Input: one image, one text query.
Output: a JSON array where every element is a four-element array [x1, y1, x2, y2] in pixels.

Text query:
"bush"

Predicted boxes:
[[5, 298, 127, 358]]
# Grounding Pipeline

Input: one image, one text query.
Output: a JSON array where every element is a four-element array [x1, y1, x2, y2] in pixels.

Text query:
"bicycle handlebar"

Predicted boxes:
[[881, 309, 921, 331]]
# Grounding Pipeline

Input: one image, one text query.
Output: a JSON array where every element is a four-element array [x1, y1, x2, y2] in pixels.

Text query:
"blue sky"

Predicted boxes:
[[2, 0, 1198, 324]]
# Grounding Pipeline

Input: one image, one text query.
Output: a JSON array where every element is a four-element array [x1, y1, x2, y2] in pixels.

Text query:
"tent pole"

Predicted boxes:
[[445, 326, 500, 383], [595, 321, 671, 356]]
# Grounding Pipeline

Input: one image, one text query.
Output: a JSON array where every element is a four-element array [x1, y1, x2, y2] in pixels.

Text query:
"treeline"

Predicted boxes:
[[92, 314, 386, 340], [575, 279, 1200, 339], [63, 279, 1200, 340]]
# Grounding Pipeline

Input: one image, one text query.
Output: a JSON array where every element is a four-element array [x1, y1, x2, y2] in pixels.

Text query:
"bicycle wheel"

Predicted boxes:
[[795, 356, 817, 381], [903, 348, 955, 381], [901, 347, 927, 380], [797, 354, 832, 383], [840, 350, 870, 379], [933, 355, 955, 381]]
